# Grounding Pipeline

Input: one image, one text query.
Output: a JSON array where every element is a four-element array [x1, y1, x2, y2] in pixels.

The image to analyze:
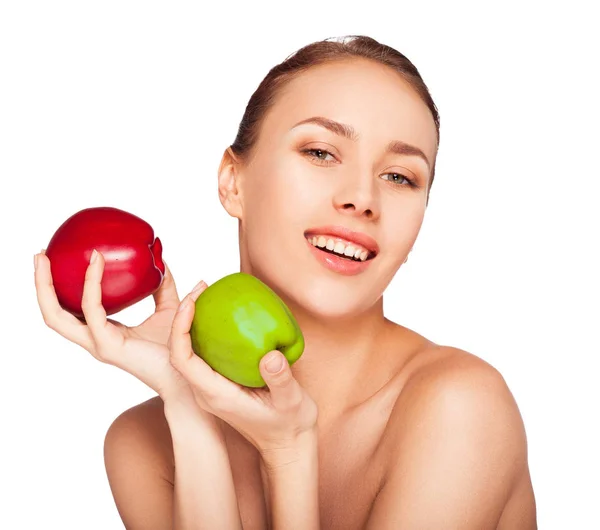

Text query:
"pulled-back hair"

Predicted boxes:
[[230, 35, 440, 194]]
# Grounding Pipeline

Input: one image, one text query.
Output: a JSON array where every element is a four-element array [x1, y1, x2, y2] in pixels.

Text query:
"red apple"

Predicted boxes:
[[45, 206, 165, 318]]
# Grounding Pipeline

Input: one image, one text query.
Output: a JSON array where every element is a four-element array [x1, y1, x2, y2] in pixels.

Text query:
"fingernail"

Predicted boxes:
[[191, 280, 207, 294], [90, 249, 98, 263], [266, 352, 285, 373]]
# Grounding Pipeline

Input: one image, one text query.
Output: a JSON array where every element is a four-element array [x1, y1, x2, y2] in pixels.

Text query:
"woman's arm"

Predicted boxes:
[[260, 430, 320, 530], [164, 397, 243, 530]]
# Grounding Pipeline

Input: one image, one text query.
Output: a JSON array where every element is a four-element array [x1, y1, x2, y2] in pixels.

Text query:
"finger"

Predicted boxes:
[[168, 281, 207, 365], [152, 259, 181, 311], [259, 350, 302, 411], [168, 281, 227, 400], [80, 249, 124, 353], [34, 250, 94, 351]]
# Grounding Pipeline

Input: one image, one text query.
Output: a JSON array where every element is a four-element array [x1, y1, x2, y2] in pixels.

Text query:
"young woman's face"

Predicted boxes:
[[229, 58, 438, 319]]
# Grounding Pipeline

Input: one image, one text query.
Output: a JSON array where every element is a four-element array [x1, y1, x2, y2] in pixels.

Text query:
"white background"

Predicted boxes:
[[2, 1, 598, 528]]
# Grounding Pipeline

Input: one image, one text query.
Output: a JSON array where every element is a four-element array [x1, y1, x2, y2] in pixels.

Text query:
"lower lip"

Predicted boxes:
[[305, 239, 374, 276]]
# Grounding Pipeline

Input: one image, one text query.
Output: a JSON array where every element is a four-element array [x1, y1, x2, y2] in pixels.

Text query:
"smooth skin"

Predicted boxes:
[[34, 57, 537, 529]]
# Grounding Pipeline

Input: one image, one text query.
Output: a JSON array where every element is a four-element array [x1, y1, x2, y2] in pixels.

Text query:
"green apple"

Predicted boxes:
[[189, 272, 305, 387]]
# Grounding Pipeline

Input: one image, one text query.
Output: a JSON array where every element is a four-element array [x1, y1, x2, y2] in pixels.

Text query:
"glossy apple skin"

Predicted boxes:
[[45, 207, 165, 318], [190, 273, 305, 388]]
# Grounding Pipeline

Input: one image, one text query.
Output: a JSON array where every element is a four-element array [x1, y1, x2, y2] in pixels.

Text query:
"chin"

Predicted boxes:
[[297, 293, 374, 320], [252, 260, 381, 321], [302, 278, 383, 319]]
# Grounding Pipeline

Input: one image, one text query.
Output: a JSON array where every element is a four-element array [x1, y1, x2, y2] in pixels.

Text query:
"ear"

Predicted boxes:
[[218, 147, 244, 219]]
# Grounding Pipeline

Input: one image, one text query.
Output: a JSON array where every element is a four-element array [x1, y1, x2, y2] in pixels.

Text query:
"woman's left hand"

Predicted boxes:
[[167, 283, 318, 459]]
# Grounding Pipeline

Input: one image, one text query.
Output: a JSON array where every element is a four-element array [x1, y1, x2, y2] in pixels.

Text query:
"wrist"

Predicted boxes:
[[156, 371, 193, 405], [163, 393, 226, 443], [260, 428, 318, 472]]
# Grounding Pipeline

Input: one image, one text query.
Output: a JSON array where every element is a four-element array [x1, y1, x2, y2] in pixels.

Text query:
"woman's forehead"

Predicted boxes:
[[261, 61, 438, 159], [279, 59, 423, 106]]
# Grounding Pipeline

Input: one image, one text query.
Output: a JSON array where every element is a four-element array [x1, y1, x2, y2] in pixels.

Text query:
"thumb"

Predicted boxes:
[[152, 260, 181, 311], [259, 350, 300, 409]]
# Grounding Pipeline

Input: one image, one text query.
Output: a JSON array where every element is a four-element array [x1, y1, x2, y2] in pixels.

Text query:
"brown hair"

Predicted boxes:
[[230, 34, 440, 196]]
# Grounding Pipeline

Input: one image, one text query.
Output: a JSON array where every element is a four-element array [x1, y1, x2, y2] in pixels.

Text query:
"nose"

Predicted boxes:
[[332, 173, 380, 221]]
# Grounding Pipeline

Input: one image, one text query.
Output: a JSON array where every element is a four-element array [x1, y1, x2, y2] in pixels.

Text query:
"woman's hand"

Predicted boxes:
[[168, 288, 319, 462], [34, 249, 204, 408]]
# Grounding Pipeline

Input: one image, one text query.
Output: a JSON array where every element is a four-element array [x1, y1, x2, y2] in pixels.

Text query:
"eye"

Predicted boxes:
[[380, 172, 415, 187], [302, 148, 419, 189], [301, 148, 337, 164]]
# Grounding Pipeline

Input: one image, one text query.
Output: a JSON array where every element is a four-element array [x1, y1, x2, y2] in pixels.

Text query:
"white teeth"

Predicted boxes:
[[306, 234, 372, 262], [333, 242, 345, 255]]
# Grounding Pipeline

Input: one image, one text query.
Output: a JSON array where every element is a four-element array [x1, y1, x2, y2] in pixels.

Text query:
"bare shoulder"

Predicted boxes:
[[394, 344, 527, 444], [393, 343, 531, 483], [370, 342, 537, 529], [401, 344, 516, 397], [105, 395, 173, 470], [103, 396, 175, 530]]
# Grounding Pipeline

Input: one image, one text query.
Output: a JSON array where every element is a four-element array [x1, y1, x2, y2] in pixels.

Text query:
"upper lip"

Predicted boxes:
[[304, 225, 380, 257]]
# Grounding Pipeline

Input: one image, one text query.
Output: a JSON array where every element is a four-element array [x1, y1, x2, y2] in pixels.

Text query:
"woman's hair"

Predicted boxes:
[[230, 35, 441, 193]]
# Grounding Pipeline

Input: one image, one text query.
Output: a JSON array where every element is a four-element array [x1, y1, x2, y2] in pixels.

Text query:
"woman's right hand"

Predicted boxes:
[[33, 248, 213, 418]]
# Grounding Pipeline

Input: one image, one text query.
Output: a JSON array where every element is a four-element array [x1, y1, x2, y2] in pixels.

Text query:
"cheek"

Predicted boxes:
[[242, 175, 308, 266], [245, 159, 328, 231], [382, 199, 426, 256]]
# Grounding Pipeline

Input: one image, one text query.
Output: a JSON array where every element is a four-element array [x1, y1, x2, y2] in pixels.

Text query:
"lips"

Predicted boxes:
[[304, 225, 379, 258], [305, 239, 374, 275]]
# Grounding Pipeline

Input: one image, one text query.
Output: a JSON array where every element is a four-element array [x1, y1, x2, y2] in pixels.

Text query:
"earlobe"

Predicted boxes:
[[217, 148, 243, 219]]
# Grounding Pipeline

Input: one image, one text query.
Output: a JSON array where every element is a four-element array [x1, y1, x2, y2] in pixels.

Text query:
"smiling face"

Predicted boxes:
[[219, 58, 438, 320]]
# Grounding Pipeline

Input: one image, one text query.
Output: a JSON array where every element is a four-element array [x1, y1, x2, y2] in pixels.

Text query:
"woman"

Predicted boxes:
[[34, 35, 537, 529]]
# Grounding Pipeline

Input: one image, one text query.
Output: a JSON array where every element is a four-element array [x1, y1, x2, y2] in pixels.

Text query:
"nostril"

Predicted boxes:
[[341, 203, 373, 218]]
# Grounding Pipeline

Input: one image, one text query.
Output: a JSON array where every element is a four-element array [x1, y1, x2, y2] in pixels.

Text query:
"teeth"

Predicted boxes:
[[306, 235, 371, 262]]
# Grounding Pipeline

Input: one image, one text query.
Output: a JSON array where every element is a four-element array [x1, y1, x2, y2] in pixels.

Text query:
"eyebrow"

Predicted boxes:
[[291, 116, 431, 171]]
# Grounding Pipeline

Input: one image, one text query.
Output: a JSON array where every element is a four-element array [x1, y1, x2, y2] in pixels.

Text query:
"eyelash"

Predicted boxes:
[[301, 148, 418, 188]]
